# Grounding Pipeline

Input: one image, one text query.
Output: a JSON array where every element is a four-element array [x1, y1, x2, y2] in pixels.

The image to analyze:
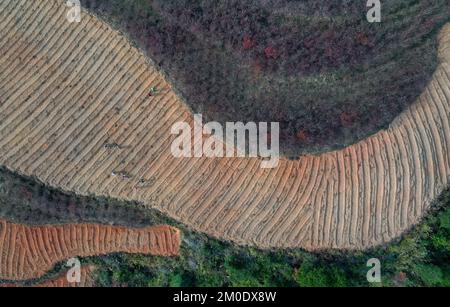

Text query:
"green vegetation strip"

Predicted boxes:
[[1, 167, 449, 287]]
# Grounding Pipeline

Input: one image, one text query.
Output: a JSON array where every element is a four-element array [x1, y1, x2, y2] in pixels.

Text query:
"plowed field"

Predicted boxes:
[[0, 220, 180, 280], [1, 265, 96, 287], [34, 265, 95, 287], [0, 0, 448, 250]]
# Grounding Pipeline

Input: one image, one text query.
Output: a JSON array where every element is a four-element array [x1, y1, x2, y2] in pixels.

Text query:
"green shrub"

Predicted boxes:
[[413, 264, 444, 286]]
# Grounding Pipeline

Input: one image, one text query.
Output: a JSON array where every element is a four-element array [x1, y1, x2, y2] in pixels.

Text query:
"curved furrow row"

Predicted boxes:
[[0, 0, 449, 250], [0, 220, 180, 281], [34, 266, 96, 288], [1, 265, 96, 287]]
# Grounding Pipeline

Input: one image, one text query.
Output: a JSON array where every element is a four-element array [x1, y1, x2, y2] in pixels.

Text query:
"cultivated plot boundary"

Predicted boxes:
[[0, 0, 448, 250]]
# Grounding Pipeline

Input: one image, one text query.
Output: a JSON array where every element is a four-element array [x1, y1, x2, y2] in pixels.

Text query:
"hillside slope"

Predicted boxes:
[[0, 0, 448, 250]]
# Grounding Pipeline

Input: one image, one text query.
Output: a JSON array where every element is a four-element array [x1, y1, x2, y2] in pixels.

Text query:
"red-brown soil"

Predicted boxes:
[[0, 0, 448, 250], [0, 220, 180, 281], [1, 266, 96, 287], [34, 266, 96, 287]]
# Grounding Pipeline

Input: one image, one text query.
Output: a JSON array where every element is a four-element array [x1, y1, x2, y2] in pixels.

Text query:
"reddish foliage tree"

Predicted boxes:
[[242, 35, 255, 50], [340, 111, 359, 127], [296, 129, 310, 143], [264, 45, 278, 59]]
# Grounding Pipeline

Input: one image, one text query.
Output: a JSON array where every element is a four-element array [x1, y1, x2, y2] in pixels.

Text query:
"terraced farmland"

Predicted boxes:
[[0, 0, 449, 251], [0, 220, 180, 280], [84, 0, 449, 156], [1, 266, 96, 287], [33, 266, 95, 287]]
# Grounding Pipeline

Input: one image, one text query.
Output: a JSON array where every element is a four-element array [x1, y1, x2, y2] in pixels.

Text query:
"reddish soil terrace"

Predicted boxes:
[[34, 266, 96, 287], [1, 266, 96, 287], [0, 0, 448, 250], [0, 220, 180, 281]]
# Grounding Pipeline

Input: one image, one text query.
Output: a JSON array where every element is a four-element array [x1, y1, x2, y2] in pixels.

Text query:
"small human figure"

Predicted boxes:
[[148, 86, 159, 97], [111, 171, 132, 180], [104, 142, 122, 150]]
